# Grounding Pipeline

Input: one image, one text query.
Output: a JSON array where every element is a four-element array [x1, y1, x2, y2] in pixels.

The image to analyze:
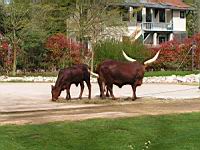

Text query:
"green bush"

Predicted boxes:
[[94, 40, 151, 67]]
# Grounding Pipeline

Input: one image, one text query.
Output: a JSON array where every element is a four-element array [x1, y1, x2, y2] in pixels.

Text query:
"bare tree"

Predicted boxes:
[[67, 0, 129, 71]]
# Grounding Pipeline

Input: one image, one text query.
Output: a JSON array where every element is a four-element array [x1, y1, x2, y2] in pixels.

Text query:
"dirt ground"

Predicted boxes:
[[1, 98, 200, 125], [0, 83, 200, 125]]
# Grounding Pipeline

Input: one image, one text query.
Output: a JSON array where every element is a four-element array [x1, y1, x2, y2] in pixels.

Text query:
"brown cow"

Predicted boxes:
[[95, 50, 160, 100], [51, 64, 91, 101]]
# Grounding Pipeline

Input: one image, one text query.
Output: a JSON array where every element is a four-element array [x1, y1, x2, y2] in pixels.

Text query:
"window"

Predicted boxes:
[[159, 9, 165, 22], [180, 11, 185, 18], [159, 35, 167, 44], [155, 9, 158, 18], [137, 10, 142, 22], [146, 8, 152, 22], [122, 8, 129, 21], [3, 0, 11, 4]]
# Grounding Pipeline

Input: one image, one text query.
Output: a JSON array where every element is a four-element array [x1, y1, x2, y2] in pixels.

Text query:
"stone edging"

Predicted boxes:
[[0, 74, 200, 83]]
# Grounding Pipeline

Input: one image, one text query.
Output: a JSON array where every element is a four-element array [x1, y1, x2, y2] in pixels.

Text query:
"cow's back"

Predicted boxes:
[[98, 60, 144, 86], [62, 64, 90, 84], [72, 64, 90, 81], [54, 69, 65, 88]]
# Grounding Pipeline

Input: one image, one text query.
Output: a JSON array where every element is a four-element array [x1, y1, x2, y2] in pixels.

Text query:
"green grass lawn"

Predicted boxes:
[[1, 113, 200, 150], [145, 70, 199, 77], [2, 70, 199, 78]]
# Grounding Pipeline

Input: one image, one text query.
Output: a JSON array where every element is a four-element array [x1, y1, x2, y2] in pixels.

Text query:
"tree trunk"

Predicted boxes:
[[90, 41, 94, 73], [12, 41, 17, 76], [91, 49, 94, 72]]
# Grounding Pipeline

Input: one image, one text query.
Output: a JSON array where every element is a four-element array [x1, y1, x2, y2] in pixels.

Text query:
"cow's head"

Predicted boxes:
[[122, 50, 160, 67], [51, 85, 62, 101]]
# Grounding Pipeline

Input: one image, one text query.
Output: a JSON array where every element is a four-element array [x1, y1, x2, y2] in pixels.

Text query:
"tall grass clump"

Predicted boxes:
[[94, 39, 150, 67]]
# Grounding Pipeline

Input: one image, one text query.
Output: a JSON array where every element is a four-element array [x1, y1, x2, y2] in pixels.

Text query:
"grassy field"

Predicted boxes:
[[0, 113, 200, 150], [2, 70, 199, 77], [144, 70, 199, 77]]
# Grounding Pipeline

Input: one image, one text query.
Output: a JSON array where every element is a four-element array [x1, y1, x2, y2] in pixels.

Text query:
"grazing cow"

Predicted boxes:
[[95, 50, 160, 100], [51, 64, 91, 101]]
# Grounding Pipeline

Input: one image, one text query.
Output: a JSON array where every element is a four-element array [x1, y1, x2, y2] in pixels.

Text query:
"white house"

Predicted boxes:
[[117, 0, 192, 46]]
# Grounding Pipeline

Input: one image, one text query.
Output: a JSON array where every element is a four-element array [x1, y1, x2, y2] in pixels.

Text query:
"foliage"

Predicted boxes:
[[67, 0, 126, 71], [184, 0, 200, 35], [45, 33, 90, 70], [194, 0, 200, 33], [1, 113, 200, 149], [2, 1, 31, 75], [186, 12, 196, 37], [15, 1, 72, 72], [0, 40, 12, 73], [0, 0, 138, 74], [67, 0, 125, 41], [29, 2, 69, 35], [0, 5, 5, 34], [0, 0, 196, 74], [0, 0, 127, 74], [94, 39, 150, 67], [150, 33, 200, 71], [0, 0, 73, 74], [18, 27, 48, 71], [183, 0, 193, 4]]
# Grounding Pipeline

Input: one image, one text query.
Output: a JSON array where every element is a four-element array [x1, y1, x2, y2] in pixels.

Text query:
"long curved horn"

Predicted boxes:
[[88, 69, 99, 78], [144, 50, 160, 65], [122, 50, 136, 62]]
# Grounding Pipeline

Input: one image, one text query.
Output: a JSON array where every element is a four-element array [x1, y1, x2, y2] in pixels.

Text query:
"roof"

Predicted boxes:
[[119, 0, 193, 10], [147, 0, 191, 9]]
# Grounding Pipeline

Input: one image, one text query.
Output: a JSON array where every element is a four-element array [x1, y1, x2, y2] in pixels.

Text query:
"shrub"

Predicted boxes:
[[0, 40, 12, 74], [150, 33, 200, 71], [94, 39, 151, 67], [45, 33, 90, 70]]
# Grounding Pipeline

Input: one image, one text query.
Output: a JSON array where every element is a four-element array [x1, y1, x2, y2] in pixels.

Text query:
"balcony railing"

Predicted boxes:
[[142, 22, 173, 31]]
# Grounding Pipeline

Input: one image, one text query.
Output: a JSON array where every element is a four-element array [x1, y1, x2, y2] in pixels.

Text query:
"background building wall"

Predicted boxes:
[[173, 10, 186, 31]]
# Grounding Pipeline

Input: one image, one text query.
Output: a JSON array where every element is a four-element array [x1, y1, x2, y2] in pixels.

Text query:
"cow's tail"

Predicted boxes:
[[88, 69, 99, 78]]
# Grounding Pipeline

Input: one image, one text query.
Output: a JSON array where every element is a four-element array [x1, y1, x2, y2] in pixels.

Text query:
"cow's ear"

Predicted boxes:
[[51, 85, 54, 89], [143, 65, 147, 70]]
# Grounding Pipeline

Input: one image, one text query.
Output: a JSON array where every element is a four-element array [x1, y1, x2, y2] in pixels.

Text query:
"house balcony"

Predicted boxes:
[[142, 22, 173, 31]]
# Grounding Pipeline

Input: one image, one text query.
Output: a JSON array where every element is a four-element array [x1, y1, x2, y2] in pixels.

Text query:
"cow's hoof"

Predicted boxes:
[[101, 96, 106, 99], [106, 94, 110, 97], [132, 98, 136, 101], [112, 97, 117, 100], [52, 98, 58, 102]]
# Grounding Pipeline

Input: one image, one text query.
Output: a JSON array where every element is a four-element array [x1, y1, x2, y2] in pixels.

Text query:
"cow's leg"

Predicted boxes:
[[66, 84, 71, 100], [66, 89, 70, 100], [98, 78, 102, 97], [98, 78, 105, 99], [79, 82, 84, 99], [65, 87, 69, 100], [105, 85, 110, 97], [68, 85, 71, 99], [85, 80, 91, 99], [107, 84, 116, 100], [131, 84, 137, 100]]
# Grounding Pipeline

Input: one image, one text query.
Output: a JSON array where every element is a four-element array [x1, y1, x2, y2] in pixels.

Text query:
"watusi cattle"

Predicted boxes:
[[95, 50, 160, 100], [51, 64, 91, 101]]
